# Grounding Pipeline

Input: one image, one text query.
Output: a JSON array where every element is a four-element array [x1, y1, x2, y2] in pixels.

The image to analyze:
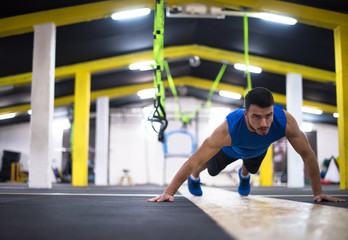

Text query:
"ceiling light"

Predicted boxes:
[[129, 60, 155, 71], [234, 63, 262, 74], [137, 89, 156, 99], [302, 106, 323, 115], [111, 8, 151, 20], [0, 113, 16, 120], [256, 13, 297, 25], [0, 85, 14, 92], [333, 113, 339, 118], [219, 90, 242, 99]]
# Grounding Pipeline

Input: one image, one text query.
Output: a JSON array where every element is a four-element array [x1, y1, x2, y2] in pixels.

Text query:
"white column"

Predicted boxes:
[[29, 23, 56, 188], [95, 96, 109, 185], [286, 73, 304, 188]]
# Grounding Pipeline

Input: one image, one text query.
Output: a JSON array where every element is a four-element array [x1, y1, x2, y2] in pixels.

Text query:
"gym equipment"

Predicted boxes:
[[322, 156, 340, 184], [148, 0, 167, 142], [10, 162, 27, 183], [0, 150, 21, 182], [148, 0, 227, 140], [165, 60, 227, 126], [119, 169, 133, 185], [147, 6, 250, 140], [243, 12, 252, 96], [162, 130, 197, 185]]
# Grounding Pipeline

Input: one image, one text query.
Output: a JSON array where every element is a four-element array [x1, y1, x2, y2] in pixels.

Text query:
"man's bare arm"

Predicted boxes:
[[147, 120, 231, 202], [285, 111, 345, 202]]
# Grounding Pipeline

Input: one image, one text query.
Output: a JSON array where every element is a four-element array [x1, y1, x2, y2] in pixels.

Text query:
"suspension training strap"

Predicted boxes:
[[207, 63, 227, 110], [244, 12, 252, 97], [164, 61, 180, 121], [165, 61, 227, 125], [149, 0, 167, 142], [164, 60, 202, 124]]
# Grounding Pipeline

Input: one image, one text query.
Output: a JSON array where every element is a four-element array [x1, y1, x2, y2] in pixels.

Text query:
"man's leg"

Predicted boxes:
[[188, 150, 238, 196], [238, 150, 268, 196], [238, 166, 251, 196], [206, 149, 238, 176], [240, 164, 250, 177], [187, 163, 206, 196], [192, 163, 207, 179], [192, 149, 236, 179]]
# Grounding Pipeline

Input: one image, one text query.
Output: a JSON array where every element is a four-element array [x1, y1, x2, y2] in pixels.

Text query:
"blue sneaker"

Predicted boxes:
[[188, 176, 203, 196], [238, 167, 251, 196]]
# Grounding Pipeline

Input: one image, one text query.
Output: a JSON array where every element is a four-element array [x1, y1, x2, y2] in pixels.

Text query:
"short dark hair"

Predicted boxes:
[[245, 87, 274, 111]]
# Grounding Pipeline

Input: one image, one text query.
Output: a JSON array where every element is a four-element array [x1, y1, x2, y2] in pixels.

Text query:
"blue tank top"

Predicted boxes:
[[221, 104, 287, 159]]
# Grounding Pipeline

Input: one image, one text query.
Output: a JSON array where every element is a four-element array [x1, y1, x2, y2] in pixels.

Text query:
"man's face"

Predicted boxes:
[[243, 104, 274, 136]]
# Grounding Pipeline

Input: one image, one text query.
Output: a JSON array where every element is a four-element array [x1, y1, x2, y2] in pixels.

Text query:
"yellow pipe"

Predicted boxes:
[[72, 70, 91, 187], [260, 145, 273, 186], [334, 26, 348, 189]]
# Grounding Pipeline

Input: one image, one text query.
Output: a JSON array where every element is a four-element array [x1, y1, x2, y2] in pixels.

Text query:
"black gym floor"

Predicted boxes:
[[0, 183, 347, 240]]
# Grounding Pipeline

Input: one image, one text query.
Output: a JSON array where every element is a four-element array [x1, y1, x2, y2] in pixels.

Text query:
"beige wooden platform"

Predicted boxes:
[[179, 186, 348, 240]]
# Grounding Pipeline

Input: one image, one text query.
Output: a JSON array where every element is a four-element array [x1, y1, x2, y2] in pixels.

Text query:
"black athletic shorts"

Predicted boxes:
[[206, 149, 268, 176]]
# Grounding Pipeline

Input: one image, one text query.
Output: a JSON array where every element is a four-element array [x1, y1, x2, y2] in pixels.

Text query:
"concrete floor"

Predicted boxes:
[[0, 183, 347, 240]]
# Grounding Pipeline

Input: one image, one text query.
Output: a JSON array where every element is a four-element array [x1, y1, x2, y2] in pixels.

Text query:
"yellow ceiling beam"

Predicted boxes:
[[0, 0, 153, 38], [0, 44, 335, 88], [303, 100, 337, 114], [0, 76, 337, 116], [171, 76, 245, 94], [0, 104, 31, 116], [189, 45, 335, 83], [54, 82, 156, 108], [0, 73, 32, 87], [0, 0, 347, 38], [0, 0, 194, 38], [0, 45, 190, 87], [172, 76, 337, 113], [0, 82, 154, 115], [90, 83, 154, 101]]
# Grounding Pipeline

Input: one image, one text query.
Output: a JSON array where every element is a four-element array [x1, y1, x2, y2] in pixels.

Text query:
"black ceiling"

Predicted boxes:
[[1, 0, 347, 126]]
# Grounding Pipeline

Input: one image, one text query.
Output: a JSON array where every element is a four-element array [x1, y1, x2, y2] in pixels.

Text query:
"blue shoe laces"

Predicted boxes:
[[189, 180, 200, 188], [240, 177, 250, 187]]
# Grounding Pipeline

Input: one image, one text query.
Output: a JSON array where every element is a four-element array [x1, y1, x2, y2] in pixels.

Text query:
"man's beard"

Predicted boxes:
[[246, 116, 269, 136]]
